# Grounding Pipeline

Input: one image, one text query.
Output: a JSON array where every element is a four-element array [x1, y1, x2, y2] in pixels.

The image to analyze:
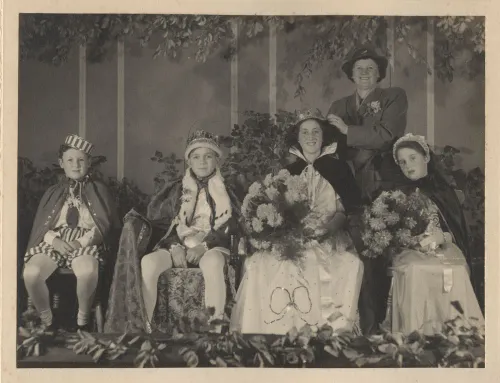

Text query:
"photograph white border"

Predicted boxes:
[[2, 1, 499, 382]]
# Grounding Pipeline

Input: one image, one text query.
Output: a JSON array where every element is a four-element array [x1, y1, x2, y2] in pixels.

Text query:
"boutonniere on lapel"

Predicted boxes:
[[363, 100, 382, 117]]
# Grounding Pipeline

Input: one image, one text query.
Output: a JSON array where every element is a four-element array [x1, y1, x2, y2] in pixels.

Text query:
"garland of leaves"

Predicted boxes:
[[20, 15, 484, 97], [17, 302, 484, 368]]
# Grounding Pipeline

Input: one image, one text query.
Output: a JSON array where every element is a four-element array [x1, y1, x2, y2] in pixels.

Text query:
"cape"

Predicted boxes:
[[399, 176, 471, 266], [286, 154, 362, 215], [147, 176, 245, 249], [25, 177, 120, 252]]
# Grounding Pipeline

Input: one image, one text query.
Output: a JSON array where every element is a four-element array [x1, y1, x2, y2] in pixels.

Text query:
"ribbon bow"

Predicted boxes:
[[66, 177, 88, 229], [187, 169, 217, 228], [264, 285, 317, 326], [303, 165, 317, 206]]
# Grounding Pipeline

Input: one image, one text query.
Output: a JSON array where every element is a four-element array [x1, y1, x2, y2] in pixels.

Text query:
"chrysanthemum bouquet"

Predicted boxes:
[[361, 189, 434, 259], [242, 169, 318, 267]]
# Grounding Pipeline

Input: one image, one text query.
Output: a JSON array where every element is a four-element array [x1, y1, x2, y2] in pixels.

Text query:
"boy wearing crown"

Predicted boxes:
[[106, 130, 243, 334], [23, 135, 120, 332]]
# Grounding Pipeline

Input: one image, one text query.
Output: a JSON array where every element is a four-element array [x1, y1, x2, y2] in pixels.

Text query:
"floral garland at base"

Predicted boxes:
[[17, 303, 484, 368]]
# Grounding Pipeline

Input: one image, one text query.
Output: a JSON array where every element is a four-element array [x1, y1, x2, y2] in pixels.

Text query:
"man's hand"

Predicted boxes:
[[327, 113, 349, 135]]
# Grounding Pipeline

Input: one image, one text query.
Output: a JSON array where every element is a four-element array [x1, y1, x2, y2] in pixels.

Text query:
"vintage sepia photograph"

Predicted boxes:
[[12, 12, 486, 369]]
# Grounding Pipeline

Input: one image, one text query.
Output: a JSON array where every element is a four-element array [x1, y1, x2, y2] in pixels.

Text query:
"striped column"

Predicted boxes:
[[78, 44, 87, 137], [117, 39, 125, 181], [269, 22, 277, 120], [426, 17, 435, 145], [230, 19, 239, 131]]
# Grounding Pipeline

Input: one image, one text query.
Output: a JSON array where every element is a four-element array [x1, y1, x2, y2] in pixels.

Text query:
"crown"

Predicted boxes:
[[294, 108, 326, 126], [184, 129, 222, 160], [186, 130, 220, 146], [393, 133, 430, 163]]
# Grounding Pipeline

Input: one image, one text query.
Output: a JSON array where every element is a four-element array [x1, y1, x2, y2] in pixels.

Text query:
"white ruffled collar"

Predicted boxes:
[[289, 142, 338, 164]]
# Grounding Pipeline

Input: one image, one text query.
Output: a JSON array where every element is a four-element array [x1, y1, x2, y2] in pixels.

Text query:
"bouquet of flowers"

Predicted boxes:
[[361, 189, 435, 259], [241, 169, 319, 267]]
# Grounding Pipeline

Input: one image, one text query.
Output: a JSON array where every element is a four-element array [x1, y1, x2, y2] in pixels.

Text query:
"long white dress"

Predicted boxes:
[[230, 154, 364, 335]]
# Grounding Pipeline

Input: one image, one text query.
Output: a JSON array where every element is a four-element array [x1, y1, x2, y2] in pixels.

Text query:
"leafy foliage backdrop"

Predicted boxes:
[[18, 303, 484, 368], [20, 15, 485, 97]]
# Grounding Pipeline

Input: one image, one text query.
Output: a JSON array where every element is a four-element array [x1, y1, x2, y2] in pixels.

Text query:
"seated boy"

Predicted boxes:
[[105, 130, 243, 334]]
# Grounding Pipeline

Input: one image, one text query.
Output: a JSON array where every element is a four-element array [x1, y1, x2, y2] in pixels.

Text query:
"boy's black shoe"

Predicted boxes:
[[41, 319, 59, 342], [76, 323, 94, 333]]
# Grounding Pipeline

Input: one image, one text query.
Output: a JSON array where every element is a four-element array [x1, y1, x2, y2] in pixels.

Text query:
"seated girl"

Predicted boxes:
[[230, 109, 365, 335], [386, 133, 484, 334], [23, 134, 119, 332]]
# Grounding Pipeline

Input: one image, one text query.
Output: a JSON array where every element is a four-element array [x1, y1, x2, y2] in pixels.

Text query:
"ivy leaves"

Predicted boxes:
[[20, 15, 485, 97], [219, 110, 295, 192], [17, 303, 485, 368]]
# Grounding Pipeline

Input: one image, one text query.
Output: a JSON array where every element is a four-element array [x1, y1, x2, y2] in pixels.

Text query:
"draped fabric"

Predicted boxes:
[[104, 210, 151, 333], [388, 244, 484, 335], [154, 266, 237, 332]]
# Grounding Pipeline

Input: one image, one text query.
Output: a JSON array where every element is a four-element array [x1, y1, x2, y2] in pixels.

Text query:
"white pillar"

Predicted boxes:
[[269, 22, 277, 120], [230, 20, 239, 131], [78, 44, 87, 137], [117, 39, 125, 181], [426, 18, 435, 145]]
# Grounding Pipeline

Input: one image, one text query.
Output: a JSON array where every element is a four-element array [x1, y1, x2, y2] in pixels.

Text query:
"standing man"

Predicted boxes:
[[327, 46, 408, 335]]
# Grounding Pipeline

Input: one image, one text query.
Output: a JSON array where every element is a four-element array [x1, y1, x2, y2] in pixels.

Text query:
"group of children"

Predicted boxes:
[[23, 131, 242, 333], [22, 124, 483, 336]]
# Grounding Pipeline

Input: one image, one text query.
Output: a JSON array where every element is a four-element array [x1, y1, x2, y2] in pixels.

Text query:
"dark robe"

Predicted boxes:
[[147, 176, 245, 251]]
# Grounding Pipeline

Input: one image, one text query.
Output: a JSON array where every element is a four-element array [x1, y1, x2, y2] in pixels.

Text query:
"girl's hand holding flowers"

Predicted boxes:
[[419, 231, 445, 251], [303, 214, 328, 240]]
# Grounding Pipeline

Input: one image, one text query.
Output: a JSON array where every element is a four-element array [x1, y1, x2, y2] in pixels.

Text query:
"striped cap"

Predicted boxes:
[[64, 134, 94, 155]]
